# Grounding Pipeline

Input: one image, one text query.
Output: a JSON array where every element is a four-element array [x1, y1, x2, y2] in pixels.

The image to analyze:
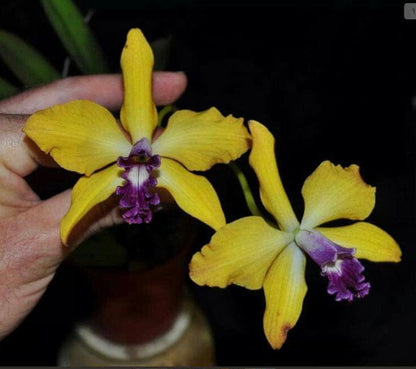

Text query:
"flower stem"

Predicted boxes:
[[158, 104, 176, 127], [228, 162, 262, 217]]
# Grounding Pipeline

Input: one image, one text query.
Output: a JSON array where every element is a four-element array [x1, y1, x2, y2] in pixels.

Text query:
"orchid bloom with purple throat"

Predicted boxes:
[[23, 29, 250, 245], [190, 121, 401, 349]]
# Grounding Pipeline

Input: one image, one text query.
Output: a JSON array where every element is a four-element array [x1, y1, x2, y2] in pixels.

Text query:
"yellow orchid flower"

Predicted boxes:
[[190, 120, 401, 349], [23, 29, 251, 245]]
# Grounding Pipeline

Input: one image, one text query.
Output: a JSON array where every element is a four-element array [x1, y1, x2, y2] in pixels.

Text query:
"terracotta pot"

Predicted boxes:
[[87, 237, 192, 345], [59, 212, 215, 366]]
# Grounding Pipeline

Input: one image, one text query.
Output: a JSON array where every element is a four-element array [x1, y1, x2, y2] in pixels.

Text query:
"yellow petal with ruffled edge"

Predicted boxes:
[[23, 100, 132, 176], [156, 157, 225, 230], [120, 28, 158, 143], [316, 222, 401, 262], [263, 242, 307, 349], [190, 216, 293, 290], [248, 121, 299, 232], [300, 161, 376, 229], [152, 108, 251, 171], [61, 164, 124, 245]]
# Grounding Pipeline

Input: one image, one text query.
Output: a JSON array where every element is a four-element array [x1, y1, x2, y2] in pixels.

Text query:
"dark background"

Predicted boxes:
[[0, 0, 415, 365]]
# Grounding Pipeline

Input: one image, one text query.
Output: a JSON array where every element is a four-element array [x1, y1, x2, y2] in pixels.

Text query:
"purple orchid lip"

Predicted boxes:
[[116, 138, 161, 224], [295, 229, 370, 302]]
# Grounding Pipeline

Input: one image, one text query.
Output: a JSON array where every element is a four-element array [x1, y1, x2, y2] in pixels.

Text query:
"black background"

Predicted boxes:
[[0, 0, 415, 365]]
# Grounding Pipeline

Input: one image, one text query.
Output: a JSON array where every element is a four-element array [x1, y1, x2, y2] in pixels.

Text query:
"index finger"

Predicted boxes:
[[0, 71, 187, 177], [0, 72, 187, 114]]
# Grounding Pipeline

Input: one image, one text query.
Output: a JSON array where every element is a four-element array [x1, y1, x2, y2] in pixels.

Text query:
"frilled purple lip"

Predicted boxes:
[[116, 138, 161, 224], [295, 229, 370, 302]]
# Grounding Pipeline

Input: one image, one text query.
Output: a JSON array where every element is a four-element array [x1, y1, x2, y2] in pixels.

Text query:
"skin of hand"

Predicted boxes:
[[0, 72, 187, 341]]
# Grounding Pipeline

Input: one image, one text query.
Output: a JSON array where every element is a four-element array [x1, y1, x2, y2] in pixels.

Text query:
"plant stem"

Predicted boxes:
[[229, 162, 262, 217], [158, 104, 176, 126]]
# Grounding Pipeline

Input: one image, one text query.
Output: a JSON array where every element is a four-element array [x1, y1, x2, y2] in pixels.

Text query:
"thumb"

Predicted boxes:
[[0, 191, 72, 276], [0, 186, 122, 293], [1, 189, 121, 275]]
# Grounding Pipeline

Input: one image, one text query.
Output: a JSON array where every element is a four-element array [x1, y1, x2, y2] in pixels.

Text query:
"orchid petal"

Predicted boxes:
[[248, 120, 299, 232], [263, 242, 307, 349], [152, 108, 250, 171], [190, 216, 293, 289], [120, 28, 157, 143], [300, 161, 375, 229], [23, 100, 131, 176], [61, 164, 124, 245], [156, 157, 225, 230], [316, 222, 401, 262]]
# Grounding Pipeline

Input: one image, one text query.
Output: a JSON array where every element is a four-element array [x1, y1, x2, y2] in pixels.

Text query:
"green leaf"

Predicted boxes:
[[0, 76, 18, 99], [41, 0, 109, 74], [0, 30, 60, 87]]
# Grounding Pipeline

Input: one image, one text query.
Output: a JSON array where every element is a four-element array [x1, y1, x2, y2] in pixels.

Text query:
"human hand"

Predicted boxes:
[[0, 72, 187, 340]]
